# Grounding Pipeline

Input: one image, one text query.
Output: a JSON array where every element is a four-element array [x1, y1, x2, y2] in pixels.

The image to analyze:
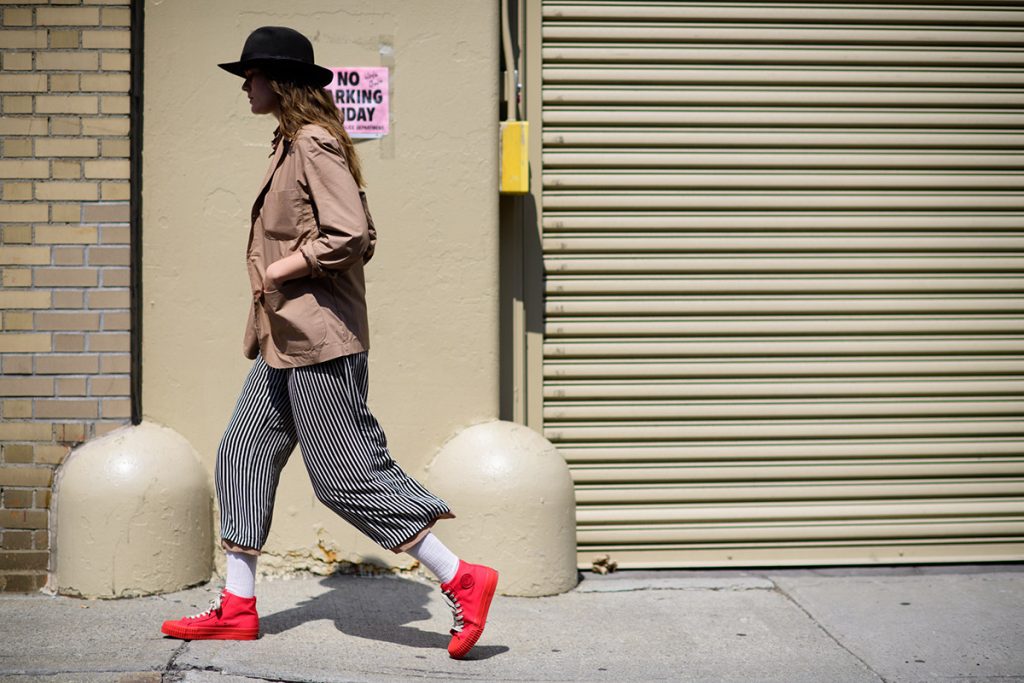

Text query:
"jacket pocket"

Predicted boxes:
[[262, 285, 327, 356], [261, 189, 312, 241]]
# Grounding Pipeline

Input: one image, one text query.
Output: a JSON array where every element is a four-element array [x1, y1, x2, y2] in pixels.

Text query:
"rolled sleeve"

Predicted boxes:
[[295, 133, 369, 278]]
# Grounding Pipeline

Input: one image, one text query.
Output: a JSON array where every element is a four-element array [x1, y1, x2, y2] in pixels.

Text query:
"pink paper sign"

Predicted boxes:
[[325, 67, 389, 139]]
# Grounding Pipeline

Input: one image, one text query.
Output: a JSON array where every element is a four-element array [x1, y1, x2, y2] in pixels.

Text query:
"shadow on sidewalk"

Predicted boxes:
[[259, 573, 509, 661]]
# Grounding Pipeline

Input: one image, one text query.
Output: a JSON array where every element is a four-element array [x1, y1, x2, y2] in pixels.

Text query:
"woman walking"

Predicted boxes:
[[159, 26, 498, 660]]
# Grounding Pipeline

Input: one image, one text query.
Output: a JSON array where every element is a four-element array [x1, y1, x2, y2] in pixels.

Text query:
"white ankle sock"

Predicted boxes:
[[406, 532, 460, 584], [225, 550, 257, 598]]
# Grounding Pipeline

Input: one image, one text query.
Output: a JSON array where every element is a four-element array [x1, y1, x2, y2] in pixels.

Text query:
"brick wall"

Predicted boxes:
[[0, 0, 132, 592]]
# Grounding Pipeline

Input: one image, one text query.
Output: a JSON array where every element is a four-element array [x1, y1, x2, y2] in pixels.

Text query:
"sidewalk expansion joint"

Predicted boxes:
[[162, 663, 224, 683], [576, 576, 775, 593], [772, 583, 888, 683], [164, 664, 335, 683]]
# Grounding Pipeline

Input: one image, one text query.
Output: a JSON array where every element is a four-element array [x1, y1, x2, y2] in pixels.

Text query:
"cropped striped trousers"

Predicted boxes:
[[215, 352, 452, 554]]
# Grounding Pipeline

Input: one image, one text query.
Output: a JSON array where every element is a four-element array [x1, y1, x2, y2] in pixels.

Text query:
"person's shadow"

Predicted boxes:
[[259, 572, 509, 660]]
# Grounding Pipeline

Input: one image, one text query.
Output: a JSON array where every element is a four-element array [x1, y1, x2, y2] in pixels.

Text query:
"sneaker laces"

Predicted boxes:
[[441, 587, 464, 633], [184, 592, 223, 620]]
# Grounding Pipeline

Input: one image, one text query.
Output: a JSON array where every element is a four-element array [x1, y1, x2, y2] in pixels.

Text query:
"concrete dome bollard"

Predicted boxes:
[[425, 420, 578, 596], [53, 421, 213, 598]]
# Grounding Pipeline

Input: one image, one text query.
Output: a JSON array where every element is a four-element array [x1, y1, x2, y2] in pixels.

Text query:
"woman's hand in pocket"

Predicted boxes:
[[264, 252, 311, 292]]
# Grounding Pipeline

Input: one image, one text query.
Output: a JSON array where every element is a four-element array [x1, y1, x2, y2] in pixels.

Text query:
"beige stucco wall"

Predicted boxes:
[[142, 1, 499, 572]]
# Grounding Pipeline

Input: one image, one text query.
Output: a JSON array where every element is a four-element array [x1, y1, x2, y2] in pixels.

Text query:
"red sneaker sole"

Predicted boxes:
[[161, 623, 259, 640], [449, 568, 499, 659]]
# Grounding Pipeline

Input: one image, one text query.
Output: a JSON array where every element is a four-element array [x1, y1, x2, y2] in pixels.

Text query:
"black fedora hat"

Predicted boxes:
[[219, 26, 333, 88]]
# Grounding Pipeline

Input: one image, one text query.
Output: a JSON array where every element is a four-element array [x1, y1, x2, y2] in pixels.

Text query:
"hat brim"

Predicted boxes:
[[218, 57, 333, 88]]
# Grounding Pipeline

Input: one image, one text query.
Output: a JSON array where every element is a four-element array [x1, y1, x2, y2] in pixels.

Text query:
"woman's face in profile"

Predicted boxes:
[[242, 69, 279, 116]]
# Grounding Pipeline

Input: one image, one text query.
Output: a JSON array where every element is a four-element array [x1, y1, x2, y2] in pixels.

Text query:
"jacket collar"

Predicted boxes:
[[259, 136, 288, 193], [251, 136, 288, 218]]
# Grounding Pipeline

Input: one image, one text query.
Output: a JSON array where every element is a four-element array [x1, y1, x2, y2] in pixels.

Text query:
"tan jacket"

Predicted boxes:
[[243, 124, 377, 369]]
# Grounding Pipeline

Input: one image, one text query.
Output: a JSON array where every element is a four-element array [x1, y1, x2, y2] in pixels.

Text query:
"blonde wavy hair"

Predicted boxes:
[[267, 76, 365, 188]]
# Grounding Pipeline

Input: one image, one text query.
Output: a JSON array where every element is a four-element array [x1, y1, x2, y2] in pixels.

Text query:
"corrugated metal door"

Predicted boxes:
[[535, 1, 1024, 568]]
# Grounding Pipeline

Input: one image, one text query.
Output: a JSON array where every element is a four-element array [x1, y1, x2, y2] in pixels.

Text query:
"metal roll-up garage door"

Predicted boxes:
[[533, 1, 1024, 568]]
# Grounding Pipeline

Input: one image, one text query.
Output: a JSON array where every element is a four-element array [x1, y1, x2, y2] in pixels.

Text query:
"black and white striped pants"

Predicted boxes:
[[215, 352, 453, 553]]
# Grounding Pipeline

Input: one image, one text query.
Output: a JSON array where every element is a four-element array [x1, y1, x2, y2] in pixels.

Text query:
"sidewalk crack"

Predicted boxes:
[[162, 641, 191, 681], [773, 583, 888, 683]]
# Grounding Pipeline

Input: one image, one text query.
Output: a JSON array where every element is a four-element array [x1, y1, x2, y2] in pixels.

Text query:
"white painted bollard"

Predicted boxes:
[[53, 421, 213, 598], [426, 420, 578, 596]]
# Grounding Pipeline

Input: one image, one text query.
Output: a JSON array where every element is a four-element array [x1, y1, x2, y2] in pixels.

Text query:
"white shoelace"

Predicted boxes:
[[184, 593, 223, 621], [441, 588, 464, 633]]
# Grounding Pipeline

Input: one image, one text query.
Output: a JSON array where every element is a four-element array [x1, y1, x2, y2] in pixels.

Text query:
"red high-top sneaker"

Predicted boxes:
[[161, 589, 259, 640], [440, 560, 499, 659]]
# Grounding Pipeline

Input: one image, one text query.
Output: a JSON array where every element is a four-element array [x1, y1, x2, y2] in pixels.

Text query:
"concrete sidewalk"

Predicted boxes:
[[1, 564, 1022, 682]]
